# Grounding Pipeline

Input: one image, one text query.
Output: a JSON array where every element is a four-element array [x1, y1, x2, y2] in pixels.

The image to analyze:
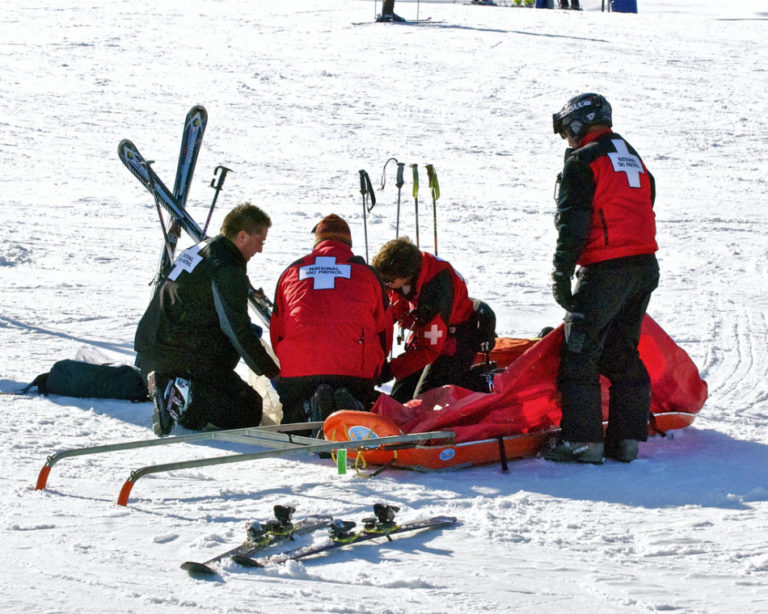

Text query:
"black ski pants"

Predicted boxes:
[[140, 364, 263, 431], [390, 330, 477, 403], [558, 254, 659, 443], [276, 375, 379, 425]]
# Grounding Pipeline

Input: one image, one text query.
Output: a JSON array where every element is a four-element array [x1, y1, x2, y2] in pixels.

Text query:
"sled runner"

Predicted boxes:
[[34, 422, 453, 506]]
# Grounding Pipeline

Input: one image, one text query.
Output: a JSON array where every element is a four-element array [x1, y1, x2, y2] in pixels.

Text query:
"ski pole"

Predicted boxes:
[[141, 158, 175, 279], [153, 194, 175, 267], [425, 164, 439, 256], [359, 169, 375, 262], [411, 164, 420, 248], [203, 165, 232, 234], [395, 162, 405, 238], [380, 157, 405, 238]]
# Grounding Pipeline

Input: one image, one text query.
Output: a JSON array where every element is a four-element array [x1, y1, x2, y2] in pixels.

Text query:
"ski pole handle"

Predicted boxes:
[[204, 165, 233, 234], [426, 164, 439, 201], [210, 165, 232, 191], [360, 169, 376, 212], [359, 170, 371, 262], [396, 162, 405, 189]]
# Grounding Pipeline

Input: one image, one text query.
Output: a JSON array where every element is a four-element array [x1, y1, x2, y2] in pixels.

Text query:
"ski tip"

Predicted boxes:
[[432, 516, 459, 525], [181, 561, 218, 577]]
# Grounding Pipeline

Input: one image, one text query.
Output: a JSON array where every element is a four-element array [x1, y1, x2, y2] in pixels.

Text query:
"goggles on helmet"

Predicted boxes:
[[552, 112, 576, 138]]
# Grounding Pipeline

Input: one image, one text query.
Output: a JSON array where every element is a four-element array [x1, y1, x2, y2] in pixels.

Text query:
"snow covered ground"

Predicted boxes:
[[1, 0, 767, 612]]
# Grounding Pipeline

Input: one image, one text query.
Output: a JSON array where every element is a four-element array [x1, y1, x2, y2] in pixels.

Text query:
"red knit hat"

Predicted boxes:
[[312, 214, 352, 246]]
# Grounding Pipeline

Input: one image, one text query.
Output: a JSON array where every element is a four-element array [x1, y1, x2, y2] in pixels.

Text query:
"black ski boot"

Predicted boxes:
[[333, 387, 365, 411], [148, 372, 192, 437], [377, 0, 405, 22], [148, 372, 174, 437], [307, 384, 334, 423]]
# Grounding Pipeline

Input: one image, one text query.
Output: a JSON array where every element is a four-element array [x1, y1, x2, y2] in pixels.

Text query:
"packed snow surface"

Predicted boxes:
[[1, 0, 767, 612]]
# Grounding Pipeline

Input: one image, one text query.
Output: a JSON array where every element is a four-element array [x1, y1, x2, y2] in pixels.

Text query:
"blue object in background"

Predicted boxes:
[[611, 0, 638, 12]]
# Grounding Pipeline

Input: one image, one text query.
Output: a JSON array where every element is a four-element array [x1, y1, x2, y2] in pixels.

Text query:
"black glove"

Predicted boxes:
[[377, 361, 394, 386], [552, 270, 573, 311]]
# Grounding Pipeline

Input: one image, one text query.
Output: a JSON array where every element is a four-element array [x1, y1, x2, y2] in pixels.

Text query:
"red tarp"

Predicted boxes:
[[372, 315, 707, 443]]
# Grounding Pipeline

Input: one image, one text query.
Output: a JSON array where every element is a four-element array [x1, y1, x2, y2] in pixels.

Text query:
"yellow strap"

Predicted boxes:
[[328, 423, 397, 478], [354, 450, 368, 478]]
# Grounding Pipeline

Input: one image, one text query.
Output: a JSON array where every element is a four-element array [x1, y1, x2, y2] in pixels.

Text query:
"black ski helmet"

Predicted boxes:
[[552, 93, 612, 140]]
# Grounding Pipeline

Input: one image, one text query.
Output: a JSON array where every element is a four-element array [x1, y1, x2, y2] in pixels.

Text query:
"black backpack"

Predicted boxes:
[[22, 360, 148, 401]]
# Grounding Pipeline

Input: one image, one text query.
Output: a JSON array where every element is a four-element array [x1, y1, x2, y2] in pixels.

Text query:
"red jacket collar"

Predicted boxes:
[[579, 127, 612, 146], [312, 240, 354, 259]]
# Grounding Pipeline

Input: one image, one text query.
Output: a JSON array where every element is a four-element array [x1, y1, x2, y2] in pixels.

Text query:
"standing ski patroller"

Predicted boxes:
[[545, 93, 660, 464], [232, 504, 457, 568], [118, 139, 273, 327], [153, 106, 207, 286], [181, 505, 333, 576], [426, 163, 440, 256]]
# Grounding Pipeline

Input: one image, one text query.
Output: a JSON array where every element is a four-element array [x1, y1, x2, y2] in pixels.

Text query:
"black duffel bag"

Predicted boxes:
[[22, 360, 148, 401]]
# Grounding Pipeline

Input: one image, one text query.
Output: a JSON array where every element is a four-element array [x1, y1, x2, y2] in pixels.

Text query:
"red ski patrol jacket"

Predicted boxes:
[[388, 252, 475, 380], [554, 128, 658, 273], [270, 240, 392, 379]]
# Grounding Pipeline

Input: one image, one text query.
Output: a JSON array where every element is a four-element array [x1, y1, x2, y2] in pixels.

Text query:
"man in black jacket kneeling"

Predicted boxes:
[[135, 203, 280, 436]]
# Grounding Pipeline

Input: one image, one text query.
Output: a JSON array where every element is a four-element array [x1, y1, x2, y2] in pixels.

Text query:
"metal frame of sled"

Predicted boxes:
[[35, 422, 454, 506]]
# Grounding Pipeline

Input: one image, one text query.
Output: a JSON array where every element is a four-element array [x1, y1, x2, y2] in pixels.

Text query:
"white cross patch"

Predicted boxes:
[[299, 256, 351, 290], [608, 139, 644, 188], [168, 241, 206, 281], [424, 324, 444, 346]]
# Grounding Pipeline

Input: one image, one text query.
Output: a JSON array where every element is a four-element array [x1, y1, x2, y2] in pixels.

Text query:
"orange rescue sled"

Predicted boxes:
[[323, 315, 706, 471]]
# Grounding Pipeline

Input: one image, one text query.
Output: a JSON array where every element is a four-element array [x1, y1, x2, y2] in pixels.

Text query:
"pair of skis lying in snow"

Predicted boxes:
[[181, 503, 457, 577]]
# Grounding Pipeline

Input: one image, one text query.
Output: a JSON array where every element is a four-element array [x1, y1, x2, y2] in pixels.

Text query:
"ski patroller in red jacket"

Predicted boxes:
[[388, 251, 475, 380], [554, 128, 658, 273], [270, 240, 392, 379]]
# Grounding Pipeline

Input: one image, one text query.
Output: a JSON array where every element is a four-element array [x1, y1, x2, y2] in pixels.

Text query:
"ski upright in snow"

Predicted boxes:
[[174, 105, 207, 208], [181, 505, 333, 577], [153, 106, 208, 286], [117, 138, 273, 327], [231, 504, 457, 568]]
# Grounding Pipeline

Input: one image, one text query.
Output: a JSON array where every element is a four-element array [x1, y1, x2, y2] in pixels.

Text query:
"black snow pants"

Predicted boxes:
[[390, 329, 478, 403], [558, 254, 659, 443], [139, 363, 263, 431]]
